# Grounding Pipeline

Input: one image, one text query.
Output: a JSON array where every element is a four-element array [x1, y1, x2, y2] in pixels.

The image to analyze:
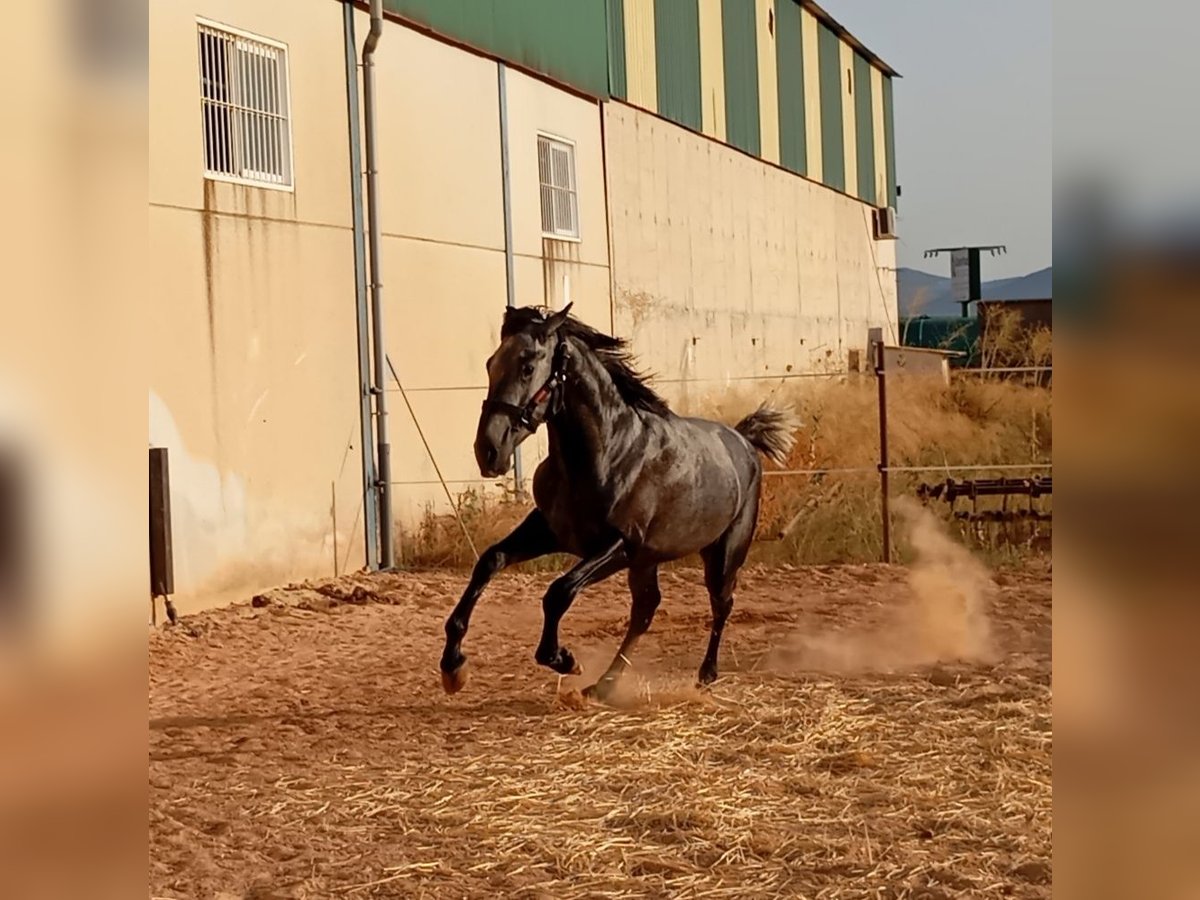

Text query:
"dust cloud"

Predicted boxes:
[[764, 497, 997, 674]]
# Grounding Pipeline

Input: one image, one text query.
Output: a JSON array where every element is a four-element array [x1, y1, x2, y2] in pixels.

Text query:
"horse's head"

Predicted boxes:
[[474, 303, 573, 477]]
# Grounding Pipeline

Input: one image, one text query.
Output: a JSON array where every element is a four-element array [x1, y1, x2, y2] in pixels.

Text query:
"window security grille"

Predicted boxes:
[[537, 135, 579, 239], [198, 22, 293, 188]]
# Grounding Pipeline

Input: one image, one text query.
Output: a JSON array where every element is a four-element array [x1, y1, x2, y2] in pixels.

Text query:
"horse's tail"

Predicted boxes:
[[735, 403, 799, 467]]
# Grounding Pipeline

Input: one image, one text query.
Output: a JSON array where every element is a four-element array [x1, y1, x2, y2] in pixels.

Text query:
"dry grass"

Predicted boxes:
[[397, 486, 575, 573], [399, 374, 1051, 570], [743, 373, 1052, 566], [980, 308, 1052, 373]]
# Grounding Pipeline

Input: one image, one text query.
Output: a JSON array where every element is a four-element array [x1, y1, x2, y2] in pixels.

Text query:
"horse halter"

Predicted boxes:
[[481, 336, 571, 432]]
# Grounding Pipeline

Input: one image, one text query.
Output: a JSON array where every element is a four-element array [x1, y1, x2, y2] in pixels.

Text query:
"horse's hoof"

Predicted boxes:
[[697, 668, 718, 687], [441, 659, 469, 694], [538, 646, 581, 676], [559, 648, 582, 676], [582, 680, 614, 704]]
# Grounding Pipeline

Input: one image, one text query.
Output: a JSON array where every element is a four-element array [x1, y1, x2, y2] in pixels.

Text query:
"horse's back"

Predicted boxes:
[[673, 414, 762, 482]]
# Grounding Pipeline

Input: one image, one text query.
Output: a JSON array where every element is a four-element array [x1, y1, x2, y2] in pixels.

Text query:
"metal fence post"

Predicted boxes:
[[497, 62, 524, 497], [870, 328, 891, 563]]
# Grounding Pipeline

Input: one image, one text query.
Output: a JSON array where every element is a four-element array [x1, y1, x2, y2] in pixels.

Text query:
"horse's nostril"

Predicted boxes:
[[485, 446, 499, 467]]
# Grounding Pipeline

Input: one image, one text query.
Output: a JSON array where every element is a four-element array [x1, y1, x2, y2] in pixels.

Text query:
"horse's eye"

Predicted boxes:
[[522, 363, 535, 378]]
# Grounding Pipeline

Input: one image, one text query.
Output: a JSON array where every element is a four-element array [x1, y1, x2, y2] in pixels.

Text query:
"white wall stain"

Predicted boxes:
[[149, 391, 340, 604], [149, 390, 248, 590]]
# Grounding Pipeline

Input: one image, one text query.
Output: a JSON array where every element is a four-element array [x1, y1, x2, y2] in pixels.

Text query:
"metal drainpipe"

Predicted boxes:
[[497, 62, 524, 496], [343, 0, 379, 570], [363, 0, 394, 568]]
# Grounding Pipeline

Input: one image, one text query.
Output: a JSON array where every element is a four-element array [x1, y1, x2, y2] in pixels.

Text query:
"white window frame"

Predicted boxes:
[[196, 17, 295, 192], [537, 132, 580, 242]]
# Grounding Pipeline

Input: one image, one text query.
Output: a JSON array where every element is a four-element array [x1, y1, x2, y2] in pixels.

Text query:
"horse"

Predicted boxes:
[[439, 303, 796, 701]]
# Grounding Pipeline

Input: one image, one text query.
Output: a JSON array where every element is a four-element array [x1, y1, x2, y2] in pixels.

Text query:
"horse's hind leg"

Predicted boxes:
[[698, 496, 758, 685], [583, 564, 661, 703]]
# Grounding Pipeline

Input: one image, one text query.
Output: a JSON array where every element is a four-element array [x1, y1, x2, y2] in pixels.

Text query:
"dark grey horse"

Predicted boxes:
[[440, 304, 795, 701]]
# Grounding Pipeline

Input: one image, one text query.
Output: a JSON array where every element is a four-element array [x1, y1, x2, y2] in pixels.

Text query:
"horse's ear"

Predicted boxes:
[[544, 303, 573, 336]]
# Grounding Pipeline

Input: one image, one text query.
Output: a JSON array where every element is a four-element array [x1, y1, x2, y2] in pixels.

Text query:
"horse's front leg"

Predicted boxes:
[[534, 537, 629, 675], [440, 510, 558, 693]]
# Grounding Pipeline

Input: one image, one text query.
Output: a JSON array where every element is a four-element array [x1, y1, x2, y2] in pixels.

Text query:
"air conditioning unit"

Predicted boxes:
[[873, 206, 898, 240]]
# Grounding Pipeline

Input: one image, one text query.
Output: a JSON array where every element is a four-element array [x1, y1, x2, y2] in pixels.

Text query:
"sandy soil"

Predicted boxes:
[[149, 561, 1051, 899]]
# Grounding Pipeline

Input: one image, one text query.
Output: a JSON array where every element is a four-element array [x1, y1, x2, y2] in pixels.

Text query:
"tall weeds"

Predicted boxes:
[[396, 371, 1050, 570]]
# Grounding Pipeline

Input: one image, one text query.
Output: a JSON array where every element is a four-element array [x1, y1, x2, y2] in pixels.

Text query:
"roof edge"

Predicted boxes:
[[801, 0, 901, 78]]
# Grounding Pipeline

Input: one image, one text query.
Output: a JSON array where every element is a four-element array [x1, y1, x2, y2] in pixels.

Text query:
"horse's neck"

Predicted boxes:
[[546, 347, 632, 479]]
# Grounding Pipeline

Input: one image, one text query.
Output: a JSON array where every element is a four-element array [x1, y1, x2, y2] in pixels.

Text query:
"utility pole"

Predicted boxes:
[[924, 245, 1007, 317]]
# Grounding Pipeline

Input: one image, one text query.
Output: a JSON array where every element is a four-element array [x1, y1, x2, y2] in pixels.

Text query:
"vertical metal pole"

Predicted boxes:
[[497, 62, 524, 495], [149, 447, 178, 625], [343, 0, 379, 570], [363, 0, 394, 569], [968, 247, 982, 305], [331, 480, 339, 576], [875, 337, 891, 563]]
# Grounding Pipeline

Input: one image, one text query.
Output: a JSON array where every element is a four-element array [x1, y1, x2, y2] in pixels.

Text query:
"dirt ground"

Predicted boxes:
[[149, 560, 1051, 899]]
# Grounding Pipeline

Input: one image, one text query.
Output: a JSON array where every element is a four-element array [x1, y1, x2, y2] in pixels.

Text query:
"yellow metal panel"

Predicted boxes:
[[840, 38, 857, 198], [871, 65, 887, 207], [801, 7, 822, 181], [624, 0, 658, 113], [756, 0, 780, 164], [698, 0, 726, 140]]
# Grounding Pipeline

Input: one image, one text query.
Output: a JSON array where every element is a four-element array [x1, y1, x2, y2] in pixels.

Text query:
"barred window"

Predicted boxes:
[[198, 21, 293, 189], [537, 134, 579, 240]]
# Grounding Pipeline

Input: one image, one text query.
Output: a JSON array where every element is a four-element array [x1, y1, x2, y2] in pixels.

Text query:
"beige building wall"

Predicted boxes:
[[352, 10, 612, 526], [605, 102, 897, 404], [150, 1, 612, 605], [149, 0, 363, 612], [148, 0, 891, 607]]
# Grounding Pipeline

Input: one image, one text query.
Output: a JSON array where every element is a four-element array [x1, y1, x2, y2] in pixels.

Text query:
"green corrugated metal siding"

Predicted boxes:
[[654, 0, 703, 131], [384, 0, 610, 98], [775, 0, 806, 175], [607, 0, 627, 99], [853, 53, 874, 202], [386, 0, 896, 202], [721, 0, 760, 156], [817, 22, 843, 192], [883, 74, 897, 208]]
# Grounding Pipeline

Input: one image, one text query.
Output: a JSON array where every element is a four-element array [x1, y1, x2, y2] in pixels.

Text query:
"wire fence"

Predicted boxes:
[[764, 462, 1052, 478], [387, 364, 1051, 395], [954, 366, 1053, 375], [384, 346, 1052, 564]]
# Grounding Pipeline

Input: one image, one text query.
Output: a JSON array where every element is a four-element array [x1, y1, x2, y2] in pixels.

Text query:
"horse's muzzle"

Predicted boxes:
[[475, 412, 518, 477]]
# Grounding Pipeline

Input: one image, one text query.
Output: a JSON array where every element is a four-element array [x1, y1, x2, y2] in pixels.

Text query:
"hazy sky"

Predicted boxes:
[[821, 1, 1051, 280]]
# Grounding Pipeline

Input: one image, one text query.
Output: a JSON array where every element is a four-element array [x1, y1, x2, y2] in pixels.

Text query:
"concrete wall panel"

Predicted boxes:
[[605, 102, 897, 394]]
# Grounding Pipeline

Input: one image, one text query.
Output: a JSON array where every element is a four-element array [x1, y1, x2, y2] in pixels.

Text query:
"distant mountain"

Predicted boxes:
[[898, 266, 1052, 317]]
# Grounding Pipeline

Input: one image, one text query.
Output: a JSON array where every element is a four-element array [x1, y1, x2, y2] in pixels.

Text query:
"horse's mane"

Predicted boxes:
[[502, 307, 671, 417]]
